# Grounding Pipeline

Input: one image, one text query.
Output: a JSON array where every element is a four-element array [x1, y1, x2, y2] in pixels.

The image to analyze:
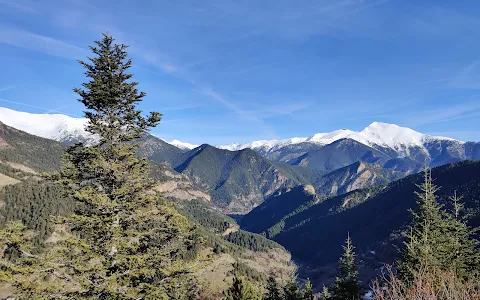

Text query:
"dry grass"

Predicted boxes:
[[0, 173, 20, 188], [372, 266, 480, 300]]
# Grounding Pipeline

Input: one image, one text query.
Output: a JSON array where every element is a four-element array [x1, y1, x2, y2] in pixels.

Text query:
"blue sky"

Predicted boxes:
[[0, 0, 479, 144]]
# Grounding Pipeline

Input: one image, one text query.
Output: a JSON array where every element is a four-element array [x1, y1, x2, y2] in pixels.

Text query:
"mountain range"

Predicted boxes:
[[0, 106, 479, 291], [1, 106, 479, 213]]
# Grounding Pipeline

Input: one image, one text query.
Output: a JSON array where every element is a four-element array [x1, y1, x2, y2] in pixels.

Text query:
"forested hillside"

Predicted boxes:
[[242, 160, 480, 285], [0, 122, 64, 172]]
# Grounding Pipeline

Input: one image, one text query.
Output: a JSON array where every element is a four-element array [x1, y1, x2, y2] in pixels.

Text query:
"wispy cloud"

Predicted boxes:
[[449, 57, 480, 89], [0, 86, 15, 92], [137, 49, 273, 131], [0, 98, 82, 117], [404, 101, 480, 127], [0, 0, 37, 13], [0, 27, 87, 60], [243, 102, 313, 119]]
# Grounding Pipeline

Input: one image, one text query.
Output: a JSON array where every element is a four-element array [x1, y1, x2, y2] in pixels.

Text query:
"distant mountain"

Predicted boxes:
[[135, 134, 184, 164], [242, 160, 480, 285], [151, 144, 326, 213], [168, 139, 199, 151], [0, 107, 96, 145], [0, 107, 188, 151], [0, 115, 406, 214], [290, 138, 391, 171], [240, 161, 403, 236], [0, 121, 64, 172], [314, 161, 404, 197], [220, 122, 458, 157], [220, 123, 480, 173]]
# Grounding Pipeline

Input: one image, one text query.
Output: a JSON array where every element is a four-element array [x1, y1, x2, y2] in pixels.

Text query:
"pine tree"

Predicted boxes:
[[319, 285, 330, 300], [330, 233, 361, 300], [302, 279, 314, 300], [2, 34, 203, 299], [225, 275, 261, 300], [283, 279, 303, 300], [443, 191, 480, 280], [264, 274, 281, 300], [399, 169, 449, 280], [397, 169, 479, 281]]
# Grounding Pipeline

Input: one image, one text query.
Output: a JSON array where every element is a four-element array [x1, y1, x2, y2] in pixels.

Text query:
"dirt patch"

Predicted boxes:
[[0, 282, 13, 299], [0, 172, 20, 188], [195, 250, 236, 293], [0, 136, 10, 149], [5, 161, 38, 174], [155, 180, 211, 201], [222, 225, 239, 236]]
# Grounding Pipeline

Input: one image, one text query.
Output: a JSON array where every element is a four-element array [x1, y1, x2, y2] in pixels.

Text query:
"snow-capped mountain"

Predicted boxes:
[[0, 106, 471, 168], [219, 122, 460, 156], [0, 107, 98, 145], [0, 107, 188, 148], [168, 139, 199, 151]]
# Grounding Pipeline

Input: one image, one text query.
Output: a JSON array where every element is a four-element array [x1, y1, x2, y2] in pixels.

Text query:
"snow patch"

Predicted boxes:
[[169, 139, 199, 150]]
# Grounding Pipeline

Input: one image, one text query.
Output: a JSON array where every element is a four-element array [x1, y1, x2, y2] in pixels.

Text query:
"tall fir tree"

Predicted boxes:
[[399, 168, 449, 280], [442, 191, 480, 280], [224, 275, 261, 300], [264, 274, 281, 300], [283, 279, 303, 300], [399, 169, 479, 282], [319, 285, 330, 300], [302, 279, 314, 300], [330, 233, 361, 300], [1, 33, 203, 299]]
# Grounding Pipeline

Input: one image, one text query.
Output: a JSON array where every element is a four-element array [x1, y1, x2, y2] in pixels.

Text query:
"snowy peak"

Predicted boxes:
[[0, 107, 97, 145], [354, 122, 461, 152], [306, 129, 354, 145], [169, 139, 199, 151], [219, 122, 462, 154], [0, 107, 463, 155]]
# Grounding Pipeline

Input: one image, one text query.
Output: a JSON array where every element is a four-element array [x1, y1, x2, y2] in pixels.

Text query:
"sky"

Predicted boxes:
[[0, 0, 480, 145]]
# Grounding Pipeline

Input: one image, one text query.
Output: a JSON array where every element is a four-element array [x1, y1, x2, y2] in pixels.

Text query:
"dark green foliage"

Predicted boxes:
[[444, 192, 480, 279], [258, 161, 480, 271], [330, 234, 361, 300], [0, 182, 74, 250], [0, 162, 31, 180], [241, 186, 319, 237], [319, 286, 331, 300], [283, 279, 303, 300], [264, 275, 281, 300], [399, 169, 480, 281], [226, 229, 286, 252], [224, 275, 261, 300], [230, 261, 267, 282], [0, 33, 203, 299], [0, 122, 64, 172], [303, 279, 314, 300], [177, 198, 233, 234]]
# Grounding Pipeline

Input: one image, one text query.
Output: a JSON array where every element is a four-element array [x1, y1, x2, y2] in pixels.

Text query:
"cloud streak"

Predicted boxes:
[[0, 26, 87, 60], [404, 101, 480, 127], [0, 86, 15, 92]]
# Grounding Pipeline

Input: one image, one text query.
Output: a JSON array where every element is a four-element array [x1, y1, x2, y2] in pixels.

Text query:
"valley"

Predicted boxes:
[[0, 108, 479, 296]]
